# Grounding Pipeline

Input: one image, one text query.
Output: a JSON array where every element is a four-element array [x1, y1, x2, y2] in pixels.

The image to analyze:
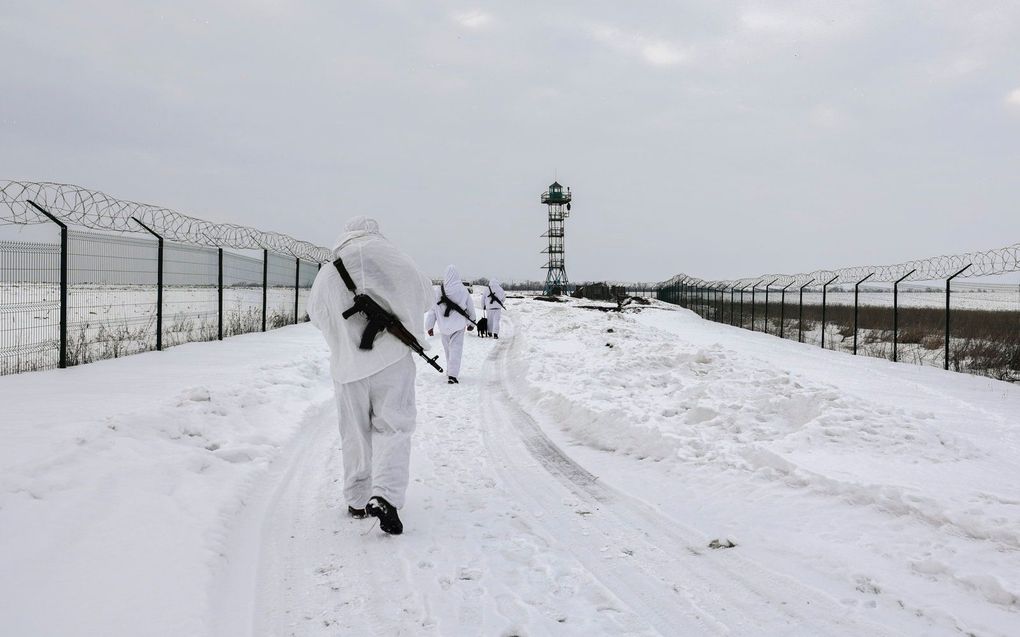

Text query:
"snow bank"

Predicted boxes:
[[505, 298, 1020, 635], [0, 326, 334, 636]]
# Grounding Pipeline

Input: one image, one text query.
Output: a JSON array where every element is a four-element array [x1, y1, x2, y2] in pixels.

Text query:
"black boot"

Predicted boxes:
[[448, 376, 459, 384], [366, 496, 403, 535], [493, 334, 499, 339], [348, 505, 367, 519]]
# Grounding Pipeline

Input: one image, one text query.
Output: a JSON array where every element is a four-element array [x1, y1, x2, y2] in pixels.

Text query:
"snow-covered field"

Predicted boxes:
[[1, 296, 1018, 635]]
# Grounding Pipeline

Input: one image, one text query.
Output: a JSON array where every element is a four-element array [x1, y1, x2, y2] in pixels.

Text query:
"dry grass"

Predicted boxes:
[[681, 299, 1019, 381]]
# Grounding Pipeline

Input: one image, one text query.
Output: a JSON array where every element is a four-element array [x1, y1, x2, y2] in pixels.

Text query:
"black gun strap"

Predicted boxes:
[[439, 284, 455, 317], [332, 256, 358, 293]]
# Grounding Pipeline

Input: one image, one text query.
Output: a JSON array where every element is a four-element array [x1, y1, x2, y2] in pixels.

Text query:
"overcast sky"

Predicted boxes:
[[2, 1, 1020, 282]]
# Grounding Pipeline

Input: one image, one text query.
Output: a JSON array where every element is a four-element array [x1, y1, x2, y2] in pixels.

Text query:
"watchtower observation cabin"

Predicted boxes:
[[541, 181, 572, 295]]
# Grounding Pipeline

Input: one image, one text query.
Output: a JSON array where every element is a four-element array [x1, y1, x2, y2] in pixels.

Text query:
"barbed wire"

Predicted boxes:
[[0, 181, 331, 261], [660, 242, 1020, 290]]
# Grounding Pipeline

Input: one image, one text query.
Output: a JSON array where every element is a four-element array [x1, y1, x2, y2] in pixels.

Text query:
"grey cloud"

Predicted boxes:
[[2, 1, 1020, 282]]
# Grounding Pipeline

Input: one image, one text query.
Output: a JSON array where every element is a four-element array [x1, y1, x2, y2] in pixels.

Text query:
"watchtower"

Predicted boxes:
[[541, 181, 571, 295]]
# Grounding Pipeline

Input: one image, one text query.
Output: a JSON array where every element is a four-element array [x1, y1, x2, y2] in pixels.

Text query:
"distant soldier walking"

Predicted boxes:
[[483, 279, 506, 339], [426, 265, 476, 384]]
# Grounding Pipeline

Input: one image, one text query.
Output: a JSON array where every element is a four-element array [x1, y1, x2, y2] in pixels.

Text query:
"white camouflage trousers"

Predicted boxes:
[[334, 353, 416, 509], [441, 329, 465, 378], [487, 309, 502, 336]]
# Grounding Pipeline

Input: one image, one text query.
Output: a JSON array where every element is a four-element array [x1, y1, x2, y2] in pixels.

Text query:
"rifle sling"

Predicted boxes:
[[332, 257, 358, 293], [332, 256, 384, 350]]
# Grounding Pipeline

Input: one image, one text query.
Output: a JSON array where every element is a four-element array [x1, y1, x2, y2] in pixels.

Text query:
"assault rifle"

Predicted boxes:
[[439, 284, 478, 327], [486, 286, 506, 310], [333, 258, 444, 374]]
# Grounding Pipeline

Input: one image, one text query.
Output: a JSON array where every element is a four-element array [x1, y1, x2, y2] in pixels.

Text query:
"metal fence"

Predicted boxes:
[[657, 245, 1020, 382], [0, 239, 60, 374], [0, 181, 326, 376]]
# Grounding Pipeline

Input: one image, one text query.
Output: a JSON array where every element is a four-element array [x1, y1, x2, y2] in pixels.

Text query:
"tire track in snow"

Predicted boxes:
[[207, 397, 344, 635], [482, 318, 899, 637]]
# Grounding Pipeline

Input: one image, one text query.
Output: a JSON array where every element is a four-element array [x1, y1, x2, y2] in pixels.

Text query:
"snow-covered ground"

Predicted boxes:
[[0, 326, 335, 635], [507, 298, 1020, 635], [1, 296, 1018, 635]]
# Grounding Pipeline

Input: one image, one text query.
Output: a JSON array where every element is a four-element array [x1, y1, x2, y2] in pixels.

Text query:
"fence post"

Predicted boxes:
[[717, 285, 725, 322], [798, 279, 814, 343], [892, 269, 916, 362], [763, 278, 778, 335], [853, 273, 874, 355], [750, 282, 757, 330], [750, 280, 762, 331], [218, 248, 224, 341], [294, 257, 300, 325], [779, 282, 793, 339], [27, 201, 67, 368], [739, 285, 745, 328], [132, 218, 163, 351], [262, 249, 269, 331], [821, 275, 839, 349], [730, 286, 737, 325], [945, 264, 972, 371]]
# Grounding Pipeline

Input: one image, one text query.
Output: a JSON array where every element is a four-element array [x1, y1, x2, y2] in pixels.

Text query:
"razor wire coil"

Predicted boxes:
[[1, 181, 331, 262], [660, 243, 1020, 289]]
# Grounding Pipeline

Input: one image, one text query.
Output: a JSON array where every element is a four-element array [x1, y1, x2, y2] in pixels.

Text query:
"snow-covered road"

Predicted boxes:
[[2, 296, 1018, 635], [210, 317, 896, 636], [213, 322, 659, 636]]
